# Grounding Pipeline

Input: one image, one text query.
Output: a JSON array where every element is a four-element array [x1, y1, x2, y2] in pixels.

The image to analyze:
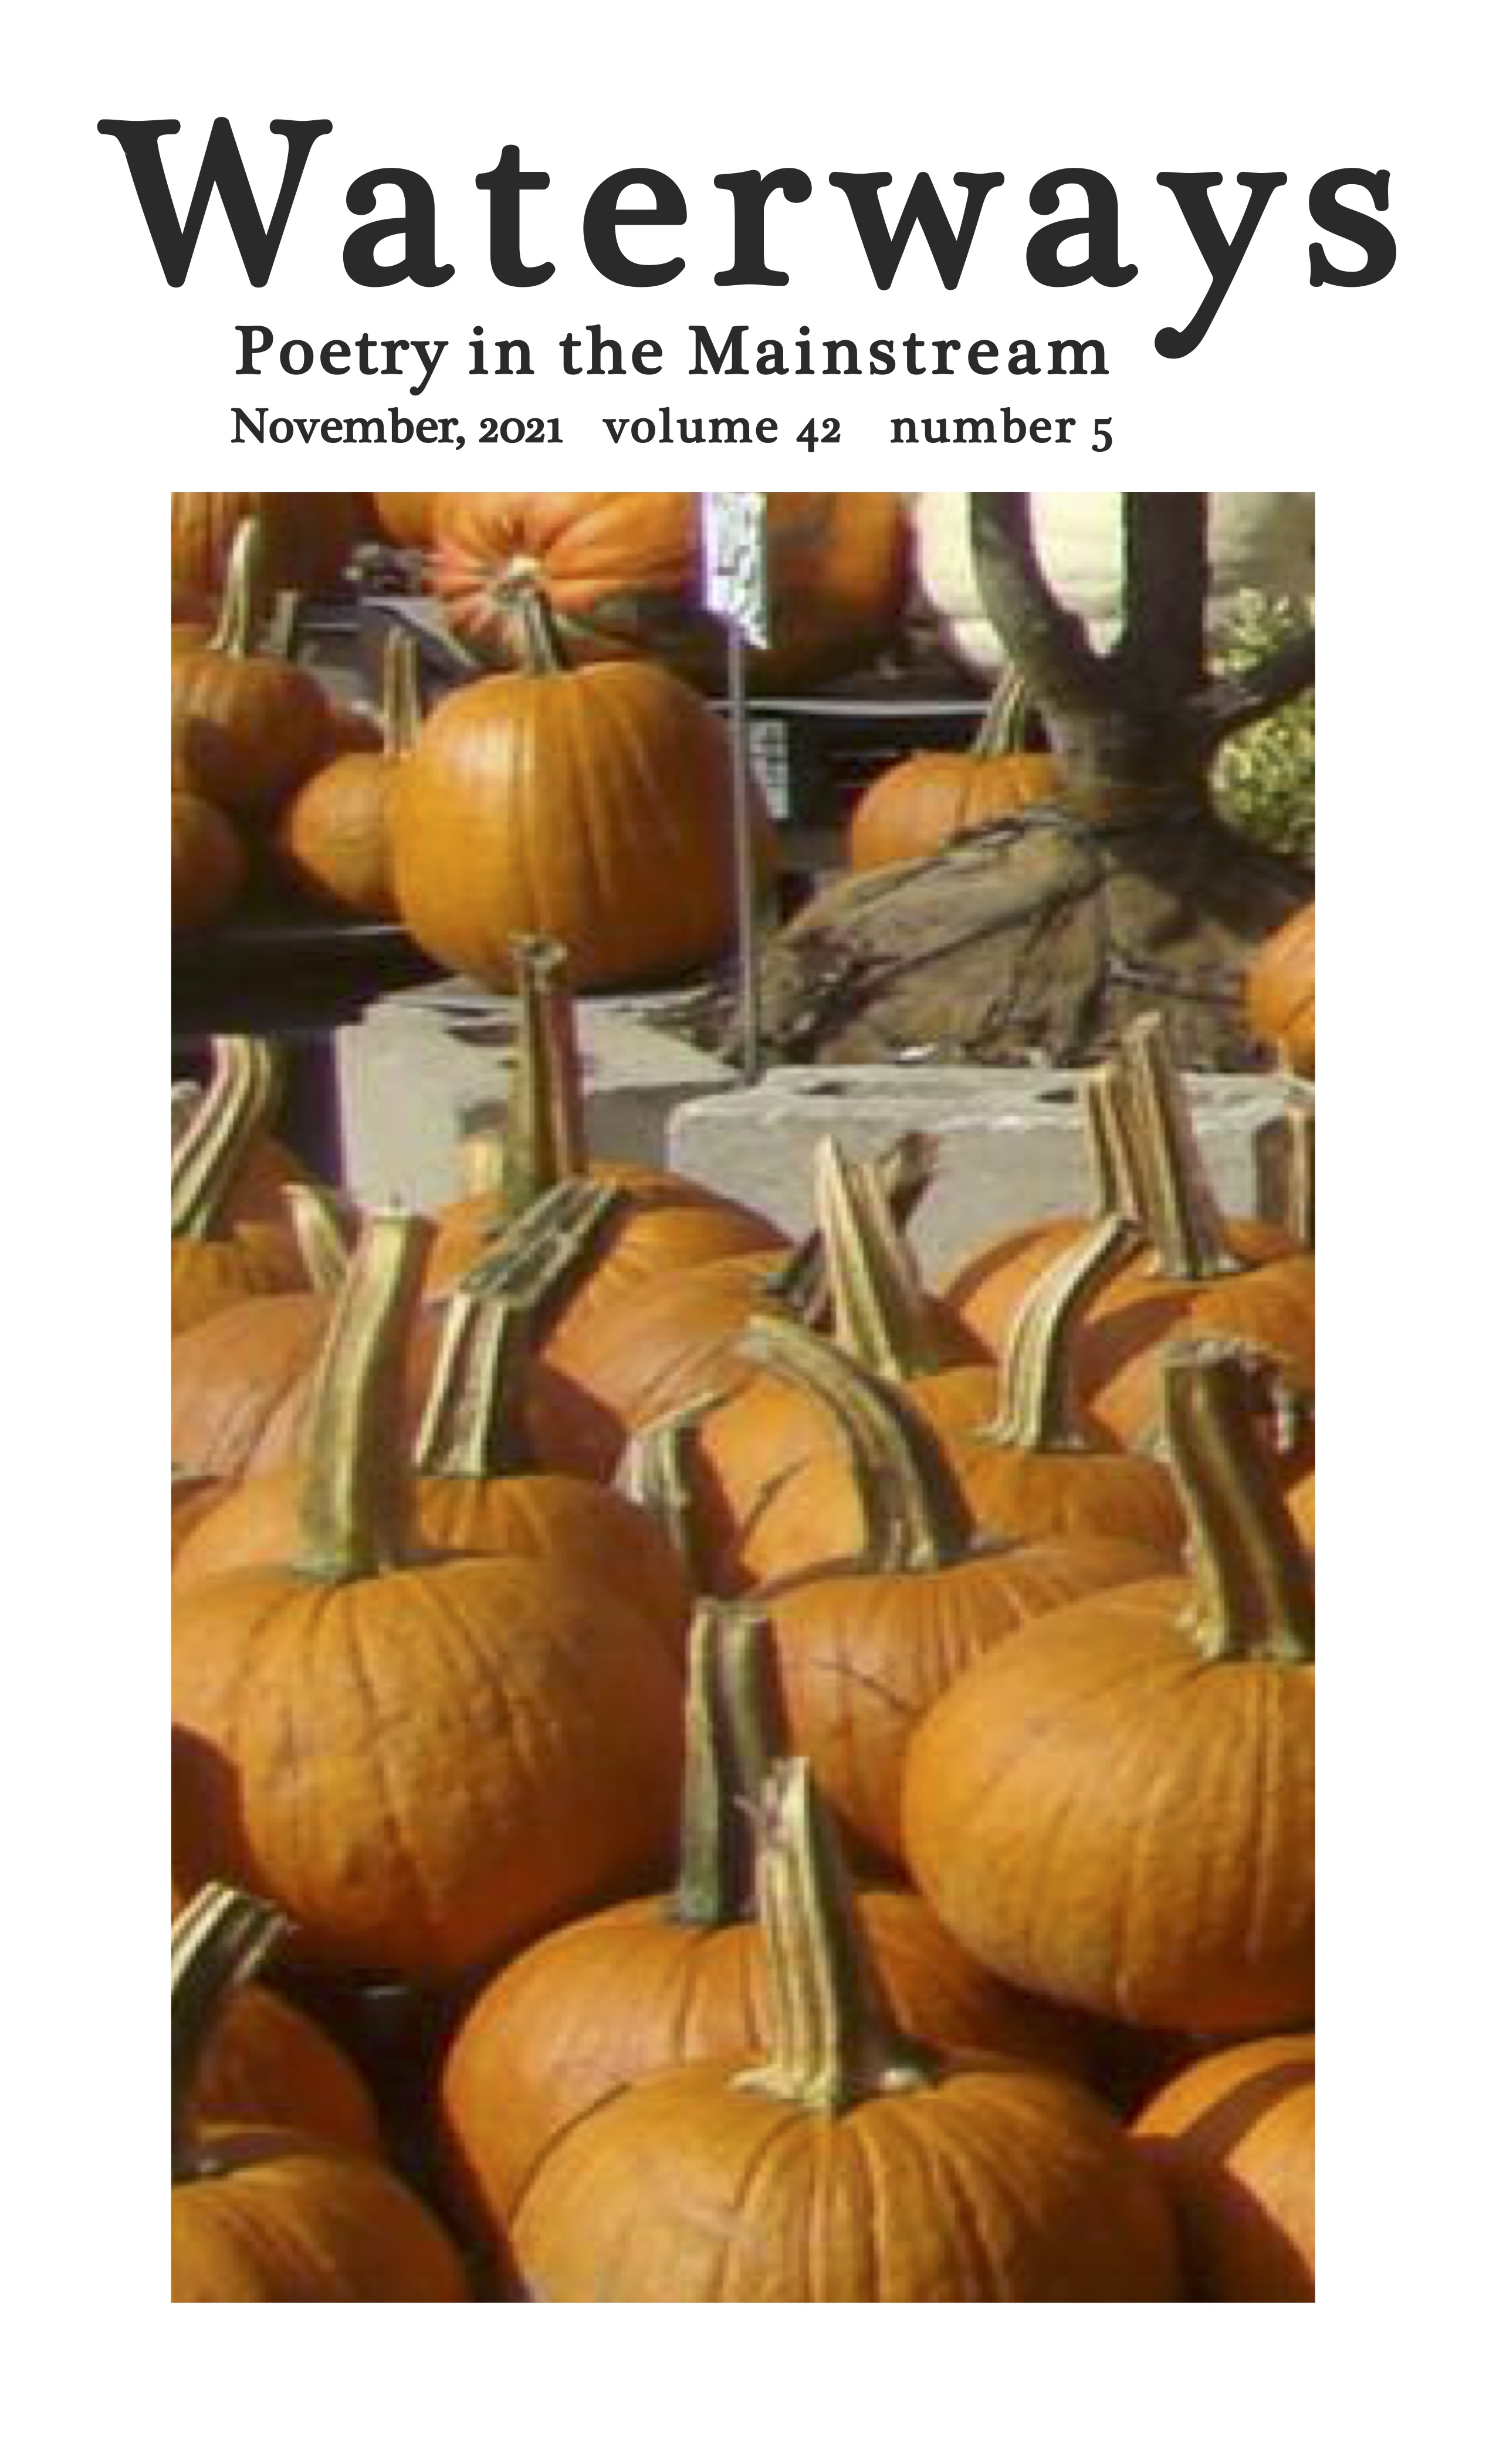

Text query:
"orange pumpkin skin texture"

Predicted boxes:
[[1133, 2033, 1314, 2300], [1246, 903, 1315, 1078], [171, 1224, 304, 1337], [171, 643, 330, 831], [440, 1883, 1089, 2231], [172, 1551, 683, 1980], [172, 1289, 336, 1480], [427, 490, 908, 689], [191, 1983, 383, 2155], [371, 491, 435, 549], [174, 2127, 468, 2301], [849, 747, 1063, 872], [172, 791, 246, 932], [275, 751, 402, 919], [388, 653, 766, 994]]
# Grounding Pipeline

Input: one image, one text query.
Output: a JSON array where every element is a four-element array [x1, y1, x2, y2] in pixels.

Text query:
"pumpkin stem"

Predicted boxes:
[[283, 1181, 359, 1295], [293, 1210, 434, 1583], [1117, 1014, 1243, 1282], [1253, 1094, 1315, 1253], [171, 1883, 289, 2182], [498, 936, 588, 1218], [737, 1314, 982, 1572], [734, 1760, 936, 2112], [207, 517, 262, 661], [619, 1393, 723, 1596], [970, 668, 1038, 759], [381, 626, 424, 757], [505, 579, 570, 676], [756, 1130, 937, 1327], [170, 1037, 285, 1240], [1082, 1062, 1146, 1219], [820, 1140, 952, 1381], [1161, 1339, 1315, 1664], [452, 1176, 624, 1305], [983, 1214, 1145, 1451], [672, 1605, 783, 1927]]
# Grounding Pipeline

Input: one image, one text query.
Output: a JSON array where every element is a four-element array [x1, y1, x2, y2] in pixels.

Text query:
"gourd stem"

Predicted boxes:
[[171, 1884, 289, 2183], [293, 1212, 433, 1582], [283, 1182, 357, 1295], [1082, 1062, 1146, 1219], [738, 1314, 980, 1572], [499, 937, 588, 1217], [453, 1177, 624, 1305], [506, 579, 569, 676], [619, 1394, 722, 1597], [1118, 1015, 1243, 1281], [970, 669, 1033, 759], [1161, 1341, 1315, 1664], [207, 517, 261, 659], [1254, 1096, 1315, 1252], [983, 1214, 1144, 1451], [170, 1037, 285, 1240], [757, 1130, 937, 1327], [382, 627, 424, 757], [415, 1295, 534, 1478], [733, 1761, 936, 2112], [820, 1141, 950, 1381], [672, 1606, 782, 1927]]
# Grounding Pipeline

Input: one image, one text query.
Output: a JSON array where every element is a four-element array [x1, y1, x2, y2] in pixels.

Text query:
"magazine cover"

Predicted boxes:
[[16, 0, 1478, 2439]]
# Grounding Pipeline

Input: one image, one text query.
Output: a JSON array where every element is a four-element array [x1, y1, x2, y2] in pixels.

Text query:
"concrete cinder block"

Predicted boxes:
[[668, 1065, 1302, 1277], [334, 979, 736, 1211]]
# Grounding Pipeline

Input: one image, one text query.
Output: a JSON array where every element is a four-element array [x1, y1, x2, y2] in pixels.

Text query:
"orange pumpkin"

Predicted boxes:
[[1246, 901, 1315, 1077], [171, 520, 330, 828], [849, 679, 1062, 872], [275, 631, 419, 919], [1133, 2033, 1314, 2300], [171, 493, 360, 618]]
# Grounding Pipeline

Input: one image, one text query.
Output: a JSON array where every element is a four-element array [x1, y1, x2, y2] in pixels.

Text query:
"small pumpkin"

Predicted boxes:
[[171, 1885, 466, 2302], [848, 679, 1063, 872], [1246, 901, 1315, 1078], [275, 629, 420, 919], [171, 519, 331, 828], [171, 1184, 353, 1483], [171, 492, 360, 618], [1133, 2032, 1314, 2300], [172, 790, 246, 933]]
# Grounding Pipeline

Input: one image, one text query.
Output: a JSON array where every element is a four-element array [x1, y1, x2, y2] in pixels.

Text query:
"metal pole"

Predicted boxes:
[[726, 616, 763, 1085]]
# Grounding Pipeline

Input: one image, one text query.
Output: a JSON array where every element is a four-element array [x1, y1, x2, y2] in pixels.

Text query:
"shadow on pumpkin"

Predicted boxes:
[[1137, 2052, 1315, 2303]]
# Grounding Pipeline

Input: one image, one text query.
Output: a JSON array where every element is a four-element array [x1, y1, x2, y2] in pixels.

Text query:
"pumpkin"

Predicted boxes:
[[427, 491, 909, 691], [171, 1065, 313, 1240], [848, 678, 1063, 871], [1247, 901, 1315, 1078], [171, 492, 360, 618], [902, 1341, 1315, 2033], [172, 790, 246, 932], [370, 493, 436, 550], [171, 1885, 467, 2301], [171, 1185, 352, 1483], [1133, 2033, 1314, 2300], [171, 1213, 684, 1979], [171, 520, 331, 828], [441, 1605, 1090, 2241], [275, 629, 419, 919], [734, 1314, 1169, 1871], [389, 590, 773, 993], [506, 1758, 1180, 2301], [913, 492, 1315, 681], [191, 1974, 383, 2157], [171, 1040, 306, 1335]]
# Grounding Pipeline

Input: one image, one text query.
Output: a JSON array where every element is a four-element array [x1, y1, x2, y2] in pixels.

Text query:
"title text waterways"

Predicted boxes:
[[233, 323, 1109, 398]]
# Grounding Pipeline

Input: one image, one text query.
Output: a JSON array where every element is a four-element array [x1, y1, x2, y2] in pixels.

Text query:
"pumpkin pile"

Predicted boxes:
[[171, 947, 1313, 2301]]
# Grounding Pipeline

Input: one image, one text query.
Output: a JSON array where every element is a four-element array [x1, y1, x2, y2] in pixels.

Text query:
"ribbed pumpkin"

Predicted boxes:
[[736, 1315, 1169, 1871], [171, 520, 331, 828], [171, 1186, 351, 1483], [903, 1341, 1315, 2033], [427, 491, 908, 690], [848, 679, 1063, 872], [441, 1606, 1090, 2240], [171, 1214, 684, 1980], [190, 1973, 383, 2157], [389, 594, 771, 993], [171, 1040, 306, 1336], [172, 788, 246, 932], [172, 1886, 467, 2303], [1133, 2033, 1314, 2300], [275, 630, 419, 919], [506, 1759, 1180, 2302], [1246, 902, 1315, 1078], [171, 493, 359, 615]]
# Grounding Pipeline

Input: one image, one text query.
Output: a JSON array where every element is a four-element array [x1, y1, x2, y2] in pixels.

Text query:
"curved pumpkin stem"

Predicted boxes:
[[207, 517, 263, 660], [737, 1314, 984, 1572], [171, 1883, 289, 2182], [756, 1129, 937, 1328], [734, 1759, 936, 2113], [1082, 1062, 1147, 1220], [381, 627, 424, 757], [283, 1181, 358, 1295], [1117, 1014, 1243, 1282], [618, 1392, 724, 1597], [970, 667, 1040, 759], [983, 1214, 1144, 1452], [170, 1037, 285, 1240], [453, 1175, 624, 1307], [506, 579, 570, 676], [1160, 1339, 1314, 1665], [673, 1604, 782, 1927], [1254, 1094, 1315, 1253], [293, 1210, 434, 1582], [819, 1140, 952, 1381]]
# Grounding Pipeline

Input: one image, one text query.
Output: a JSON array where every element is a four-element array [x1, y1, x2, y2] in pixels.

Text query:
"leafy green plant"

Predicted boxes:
[[1211, 591, 1315, 864]]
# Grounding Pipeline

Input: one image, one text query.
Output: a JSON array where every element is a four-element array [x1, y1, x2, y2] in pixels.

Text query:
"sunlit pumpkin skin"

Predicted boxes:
[[172, 1290, 337, 1481], [191, 1982, 383, 2156], [172, 791, 246, 933], [903, 1348, 1314, 2035], [172, 1471, 231, 1561], [174, 2125, 468, 2301], [849, 747, 1063, 872], [428, 490, 908, 690], [505, 1762, 1179, 2303], [370, 492, 435, 549], [171, 492, 359, 615], [172, 1223, 304, 1337], [1133, 2034, 1314, 2300], [274, 633, 420, 920], [388, 642, 769, 993], [1246, 902, 1315, 1078]]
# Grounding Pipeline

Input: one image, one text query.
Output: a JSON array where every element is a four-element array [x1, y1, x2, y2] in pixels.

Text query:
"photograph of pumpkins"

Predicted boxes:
[[171, 490, 1314, 2301]]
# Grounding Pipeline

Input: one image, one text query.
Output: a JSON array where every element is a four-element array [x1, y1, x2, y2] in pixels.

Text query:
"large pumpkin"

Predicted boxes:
[[389, 592, 771, 992], [427, 491, 908, 689]]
